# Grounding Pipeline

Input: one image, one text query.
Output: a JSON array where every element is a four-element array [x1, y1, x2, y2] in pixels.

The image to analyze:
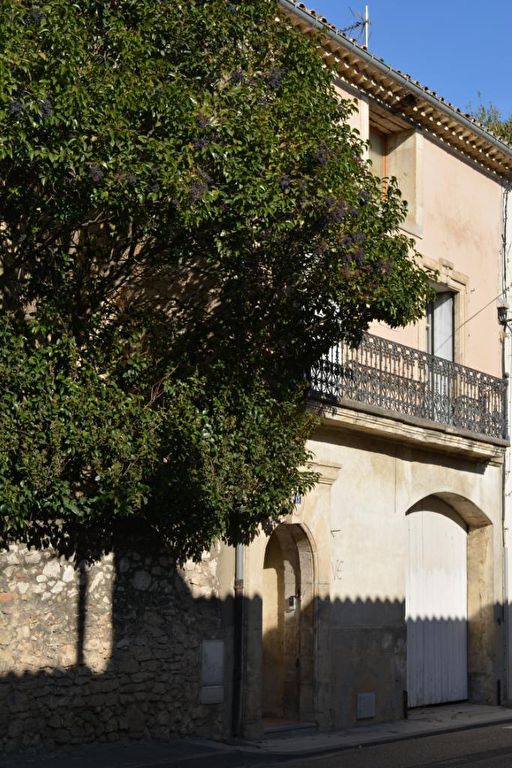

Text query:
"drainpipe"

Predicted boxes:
[[231, 542, 244, 738], [501, 183, 512, 702]]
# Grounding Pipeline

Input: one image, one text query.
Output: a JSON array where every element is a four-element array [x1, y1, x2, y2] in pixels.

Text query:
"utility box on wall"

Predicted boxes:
[[356, 692, 376, 720], [200, 639, 225, 705]]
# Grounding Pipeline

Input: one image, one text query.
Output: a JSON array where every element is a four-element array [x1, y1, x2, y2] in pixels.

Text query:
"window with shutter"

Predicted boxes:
[[426, 291, 454, 362]]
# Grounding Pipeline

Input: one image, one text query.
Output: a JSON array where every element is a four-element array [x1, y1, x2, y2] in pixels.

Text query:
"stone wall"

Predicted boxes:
[[0, 529, 230, 754]]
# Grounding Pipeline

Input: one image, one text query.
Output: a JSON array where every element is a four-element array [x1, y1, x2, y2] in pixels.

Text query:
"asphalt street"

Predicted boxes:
[[167, 723, 512, 768], [262, 723, 512, 768], [3, 723, 512, 768]]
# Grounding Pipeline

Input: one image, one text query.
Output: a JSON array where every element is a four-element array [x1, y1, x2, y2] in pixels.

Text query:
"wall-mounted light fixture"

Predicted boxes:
[[286, 595, 299, 612], [498, 304, 509, 327]]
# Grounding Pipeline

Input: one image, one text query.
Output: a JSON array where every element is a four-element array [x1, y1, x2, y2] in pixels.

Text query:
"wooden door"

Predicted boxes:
[[406, 506, 468, 707]]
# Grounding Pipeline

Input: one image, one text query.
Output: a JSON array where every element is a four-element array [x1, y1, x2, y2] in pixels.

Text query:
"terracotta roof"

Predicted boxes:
[[280, 0, 512, 180]]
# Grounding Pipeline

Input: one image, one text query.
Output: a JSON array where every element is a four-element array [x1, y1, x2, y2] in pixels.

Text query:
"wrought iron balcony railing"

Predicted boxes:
[[310, 333, 508, 440]]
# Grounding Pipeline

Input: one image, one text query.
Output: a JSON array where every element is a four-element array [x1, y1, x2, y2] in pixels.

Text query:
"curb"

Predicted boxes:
[[240, 713, 512, 761]]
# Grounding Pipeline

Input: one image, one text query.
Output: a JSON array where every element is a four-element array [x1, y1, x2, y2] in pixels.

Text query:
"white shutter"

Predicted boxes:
[[433, 292, 454, 361]]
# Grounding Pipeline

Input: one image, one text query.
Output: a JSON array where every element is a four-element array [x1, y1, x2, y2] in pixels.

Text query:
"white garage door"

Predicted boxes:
[[406, 505, 468, 707]]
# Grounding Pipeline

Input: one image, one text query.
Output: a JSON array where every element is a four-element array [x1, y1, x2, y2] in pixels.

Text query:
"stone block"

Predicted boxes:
[[126, 705, 146, 733], [42, 561, 61, 579], [116, 655, 140, 674], [62, 566, 75, 583], [133, 571, 152, 591], [24, 551, 42, 565], [0, 592, 16, 603], [7, 718, 26, 739]]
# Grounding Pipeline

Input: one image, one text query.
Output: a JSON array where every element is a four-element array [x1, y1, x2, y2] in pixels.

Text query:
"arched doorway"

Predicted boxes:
[[406, 498, 468, 706], [262, 524, 315, 724]]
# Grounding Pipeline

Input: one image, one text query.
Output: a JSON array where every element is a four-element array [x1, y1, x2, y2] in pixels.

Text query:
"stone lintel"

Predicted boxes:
[[309, 461, 342, 485]]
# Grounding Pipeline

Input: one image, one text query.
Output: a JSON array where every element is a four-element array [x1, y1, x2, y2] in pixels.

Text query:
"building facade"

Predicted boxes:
[[238, 0, 512, 737], [2, 0, 512, 753]]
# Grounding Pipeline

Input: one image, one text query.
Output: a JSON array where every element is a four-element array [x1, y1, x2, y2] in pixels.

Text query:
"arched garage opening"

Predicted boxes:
[[262, 524, 315, 724], [406, 494, 495, 708]]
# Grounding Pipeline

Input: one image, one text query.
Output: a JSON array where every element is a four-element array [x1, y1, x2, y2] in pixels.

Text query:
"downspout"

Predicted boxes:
[[231, 542, 244, 738], [501, 182, 512, 703]]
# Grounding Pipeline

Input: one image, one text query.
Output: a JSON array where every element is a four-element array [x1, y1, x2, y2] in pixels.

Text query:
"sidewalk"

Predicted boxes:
[[2, 703, 512, 768], [255, 702, 512, 755]]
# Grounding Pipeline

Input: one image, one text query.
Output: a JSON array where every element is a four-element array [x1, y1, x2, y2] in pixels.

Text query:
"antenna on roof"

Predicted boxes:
[[341, 5, 370, 48]]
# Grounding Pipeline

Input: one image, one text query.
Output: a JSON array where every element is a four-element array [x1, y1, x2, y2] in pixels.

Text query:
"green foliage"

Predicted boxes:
[[0, 316, 316, 558], [0, 321, 157, 530], [472, 102, 512, 145], [0, 0, 430, 559], [151, 372, 318, 556]]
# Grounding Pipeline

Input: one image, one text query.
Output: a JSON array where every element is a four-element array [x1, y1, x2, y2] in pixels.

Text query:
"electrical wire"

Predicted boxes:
[[434, 280, 512, 353]]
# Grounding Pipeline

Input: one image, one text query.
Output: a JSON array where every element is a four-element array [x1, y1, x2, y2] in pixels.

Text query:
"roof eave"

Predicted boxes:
[[280, 0, 512, 181]]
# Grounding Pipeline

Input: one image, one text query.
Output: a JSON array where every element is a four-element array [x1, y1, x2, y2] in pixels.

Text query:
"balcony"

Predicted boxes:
[[310, 333, 508, 441]]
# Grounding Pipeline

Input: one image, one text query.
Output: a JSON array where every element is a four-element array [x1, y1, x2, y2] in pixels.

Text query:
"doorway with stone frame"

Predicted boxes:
[[261, 523, 315, 728]]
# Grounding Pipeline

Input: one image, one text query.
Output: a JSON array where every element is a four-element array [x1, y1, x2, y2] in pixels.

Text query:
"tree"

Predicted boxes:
[[471, 102, 512, 145], [0, 0, 431, 560]]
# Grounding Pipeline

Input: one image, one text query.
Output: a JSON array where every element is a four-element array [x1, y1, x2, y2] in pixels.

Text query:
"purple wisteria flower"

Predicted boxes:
[[190, 180, 208, 200], [89, 164, 104, 182], [353, 248, 365, 267], [314, 147, 329, 166], [30, 7, 45, 25], [9, 99, 23, 117], [328, 198, 347, 223], [268, 67, 283, 90], [230, 70, 244, 85], [39, 99, 53, 119]]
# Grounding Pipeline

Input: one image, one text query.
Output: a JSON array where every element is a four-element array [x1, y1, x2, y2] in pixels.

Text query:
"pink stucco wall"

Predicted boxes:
[[334, 85, 504, 377], [421, 138, 502, 377], [356, 128, 503, 377]]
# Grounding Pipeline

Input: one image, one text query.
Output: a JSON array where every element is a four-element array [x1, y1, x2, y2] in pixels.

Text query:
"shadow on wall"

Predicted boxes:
[[0, 523, 506, 754], [258, 596, 504, 735], [0, 522, 231, 754]]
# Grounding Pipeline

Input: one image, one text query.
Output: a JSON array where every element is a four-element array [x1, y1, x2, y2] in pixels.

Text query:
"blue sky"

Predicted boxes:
[[305, 1, 512, 118]]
